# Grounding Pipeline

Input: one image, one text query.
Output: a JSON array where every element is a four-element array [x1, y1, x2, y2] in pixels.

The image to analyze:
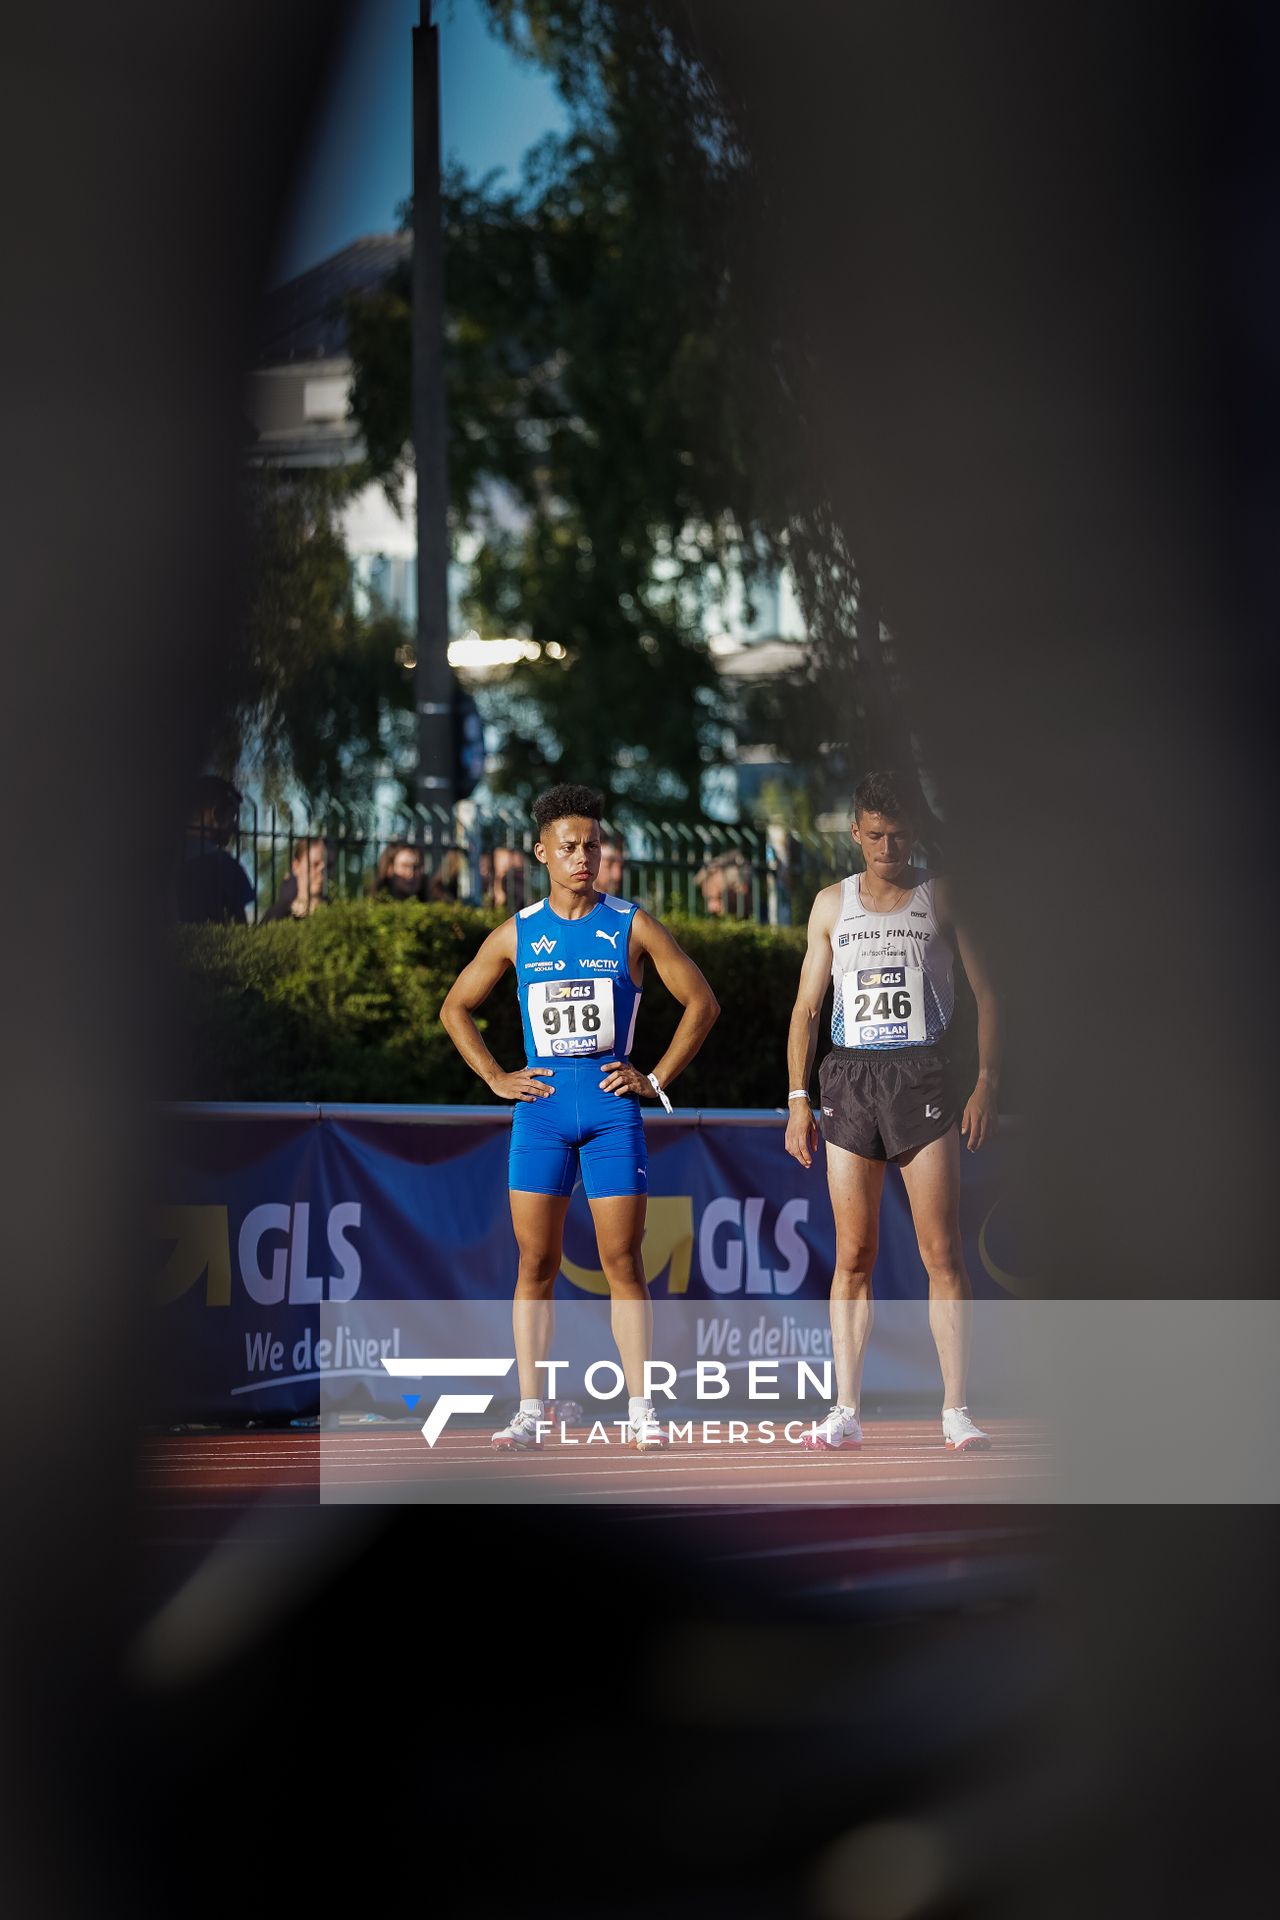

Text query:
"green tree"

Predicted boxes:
[[739, 506, 914, 819], [211, 470, 416, 810], [347, 0, 815, 816], [343, 0, 919, 820]]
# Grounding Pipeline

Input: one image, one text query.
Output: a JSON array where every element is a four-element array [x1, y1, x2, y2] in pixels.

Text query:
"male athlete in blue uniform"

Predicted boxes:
[[440, 784, 719, 1451]]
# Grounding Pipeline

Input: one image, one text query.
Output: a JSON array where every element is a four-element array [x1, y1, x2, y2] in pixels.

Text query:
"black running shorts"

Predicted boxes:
[[818, 1044, 958, 1162]]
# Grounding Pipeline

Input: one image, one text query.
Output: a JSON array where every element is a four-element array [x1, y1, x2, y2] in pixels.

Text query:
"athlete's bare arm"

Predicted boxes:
[[439, 919, 554, 1102], [597, 910, 720, 1100], [784, 884, 840, 1168], [935, 877, 1000, 1152]]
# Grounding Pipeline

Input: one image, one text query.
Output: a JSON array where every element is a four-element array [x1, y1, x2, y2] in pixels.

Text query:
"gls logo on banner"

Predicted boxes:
[[157, 1202, 362, 1306], [383, 1356, 514, 1445]]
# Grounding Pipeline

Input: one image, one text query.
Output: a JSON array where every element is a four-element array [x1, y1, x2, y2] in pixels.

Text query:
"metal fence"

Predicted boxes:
[[176, 799, 859, 927]]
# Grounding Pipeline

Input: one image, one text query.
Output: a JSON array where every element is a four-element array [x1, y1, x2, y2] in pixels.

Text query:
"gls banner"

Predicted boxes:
[[152, 1107, 1027, 1419]]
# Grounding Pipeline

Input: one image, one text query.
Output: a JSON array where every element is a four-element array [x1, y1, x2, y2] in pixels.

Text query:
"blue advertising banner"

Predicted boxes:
[[152, 1106, 1028, 1419]]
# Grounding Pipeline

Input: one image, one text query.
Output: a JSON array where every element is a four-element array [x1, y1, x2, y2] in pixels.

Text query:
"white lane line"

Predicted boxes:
[[147, 1435, 1046, 1460], [142, 1467, 320, 1477], [424, 1443, 1055, 1455], [356, 1449, 1052, 1467], [310, 1451, 1051, 1466], [315, 1466, 1054, 1490], [142, 1443, 326, 1459], [314, 1441, 1050, 1464], [314, 1477, 1050, 1500], [413, 1447, 1052, 1459], [311, 1447, 1052, 1468], [149, 1423, 1044, 1445]]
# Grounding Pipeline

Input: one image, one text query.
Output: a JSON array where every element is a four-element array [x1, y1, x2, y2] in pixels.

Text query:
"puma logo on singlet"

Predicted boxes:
[[596, 928, 620, 948]]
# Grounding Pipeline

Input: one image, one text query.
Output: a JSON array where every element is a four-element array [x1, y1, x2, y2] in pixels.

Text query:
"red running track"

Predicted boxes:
[[142, 1415, 1047, 1506], [139, 1419, 1051, 1612]]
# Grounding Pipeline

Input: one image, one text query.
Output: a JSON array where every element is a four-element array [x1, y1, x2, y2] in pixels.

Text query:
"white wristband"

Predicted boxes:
[[647, 1072, 674, 1114], [787, 1089, 811, 1102]]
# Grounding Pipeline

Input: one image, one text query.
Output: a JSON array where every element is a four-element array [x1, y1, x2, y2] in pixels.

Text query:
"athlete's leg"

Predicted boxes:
[[509, 1190, 571, 1400], [579, 1095, 653, 1403], [825, 1141, 886, 1411], [586, 1191, 651, 1397], [897, 1128, 972, 1409]]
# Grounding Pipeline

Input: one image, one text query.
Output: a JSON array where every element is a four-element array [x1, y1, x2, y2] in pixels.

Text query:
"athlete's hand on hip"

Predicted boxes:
[[960, 1081, 996, 1151], [784, 1102, 820, 1168], [598, 1060, 650, 1098], [490, 1067, 554, 1101]]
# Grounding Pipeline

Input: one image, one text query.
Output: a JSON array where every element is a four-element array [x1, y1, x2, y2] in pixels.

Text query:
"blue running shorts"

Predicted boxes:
[[508, 1067, 648, 1198]]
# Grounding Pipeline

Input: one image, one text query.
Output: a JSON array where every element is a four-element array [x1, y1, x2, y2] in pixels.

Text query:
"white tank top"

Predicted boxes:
[[829, 871, 955, 1049]]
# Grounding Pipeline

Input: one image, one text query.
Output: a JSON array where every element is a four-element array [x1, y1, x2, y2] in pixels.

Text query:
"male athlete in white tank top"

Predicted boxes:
[[783, 771, 1001, 1453]]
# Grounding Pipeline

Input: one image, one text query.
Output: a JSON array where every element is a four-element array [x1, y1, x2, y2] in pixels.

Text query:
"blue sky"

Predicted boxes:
[[275, 0, 567, 284]]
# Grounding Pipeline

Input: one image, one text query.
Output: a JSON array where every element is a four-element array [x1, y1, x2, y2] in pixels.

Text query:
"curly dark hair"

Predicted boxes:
[[532, 783, 605, 834], [852, 770, 918, 823]]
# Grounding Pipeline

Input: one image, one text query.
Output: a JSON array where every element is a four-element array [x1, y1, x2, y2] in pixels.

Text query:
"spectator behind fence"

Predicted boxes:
[[598, 835, 625, 896], [174, 774, 254, 925], [262, 836, 328, 922], [696, 852, 751, 918], [430, 846, 463, 901], [480, 844, 529, 911], [372, 840, 429, 903]]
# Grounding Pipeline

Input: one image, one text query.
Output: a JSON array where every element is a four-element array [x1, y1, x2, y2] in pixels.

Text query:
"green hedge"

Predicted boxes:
[[169, 902, 819, 1108]]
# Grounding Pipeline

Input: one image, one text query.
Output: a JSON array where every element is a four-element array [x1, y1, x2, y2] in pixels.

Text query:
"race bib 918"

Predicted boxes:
[[528, 978, 616, 1057], [842, 965, 927, 1047]]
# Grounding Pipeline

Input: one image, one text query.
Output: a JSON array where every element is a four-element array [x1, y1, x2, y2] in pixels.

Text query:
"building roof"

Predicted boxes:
[[713, 637, 808, 680], [258, 233, 411, 365]]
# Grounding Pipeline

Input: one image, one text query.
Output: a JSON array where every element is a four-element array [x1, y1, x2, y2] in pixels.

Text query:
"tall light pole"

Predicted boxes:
[[412, 5, 454, 807]]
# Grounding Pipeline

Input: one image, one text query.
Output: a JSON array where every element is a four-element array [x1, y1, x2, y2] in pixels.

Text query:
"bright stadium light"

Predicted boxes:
[[446, 631, 543, 670]]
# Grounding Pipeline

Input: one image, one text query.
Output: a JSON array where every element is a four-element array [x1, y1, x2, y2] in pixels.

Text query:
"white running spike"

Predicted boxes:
[[942, 1406, 991, 1453], [801, 1404, 863, 1451], [491, 1408, 544, 1451]]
